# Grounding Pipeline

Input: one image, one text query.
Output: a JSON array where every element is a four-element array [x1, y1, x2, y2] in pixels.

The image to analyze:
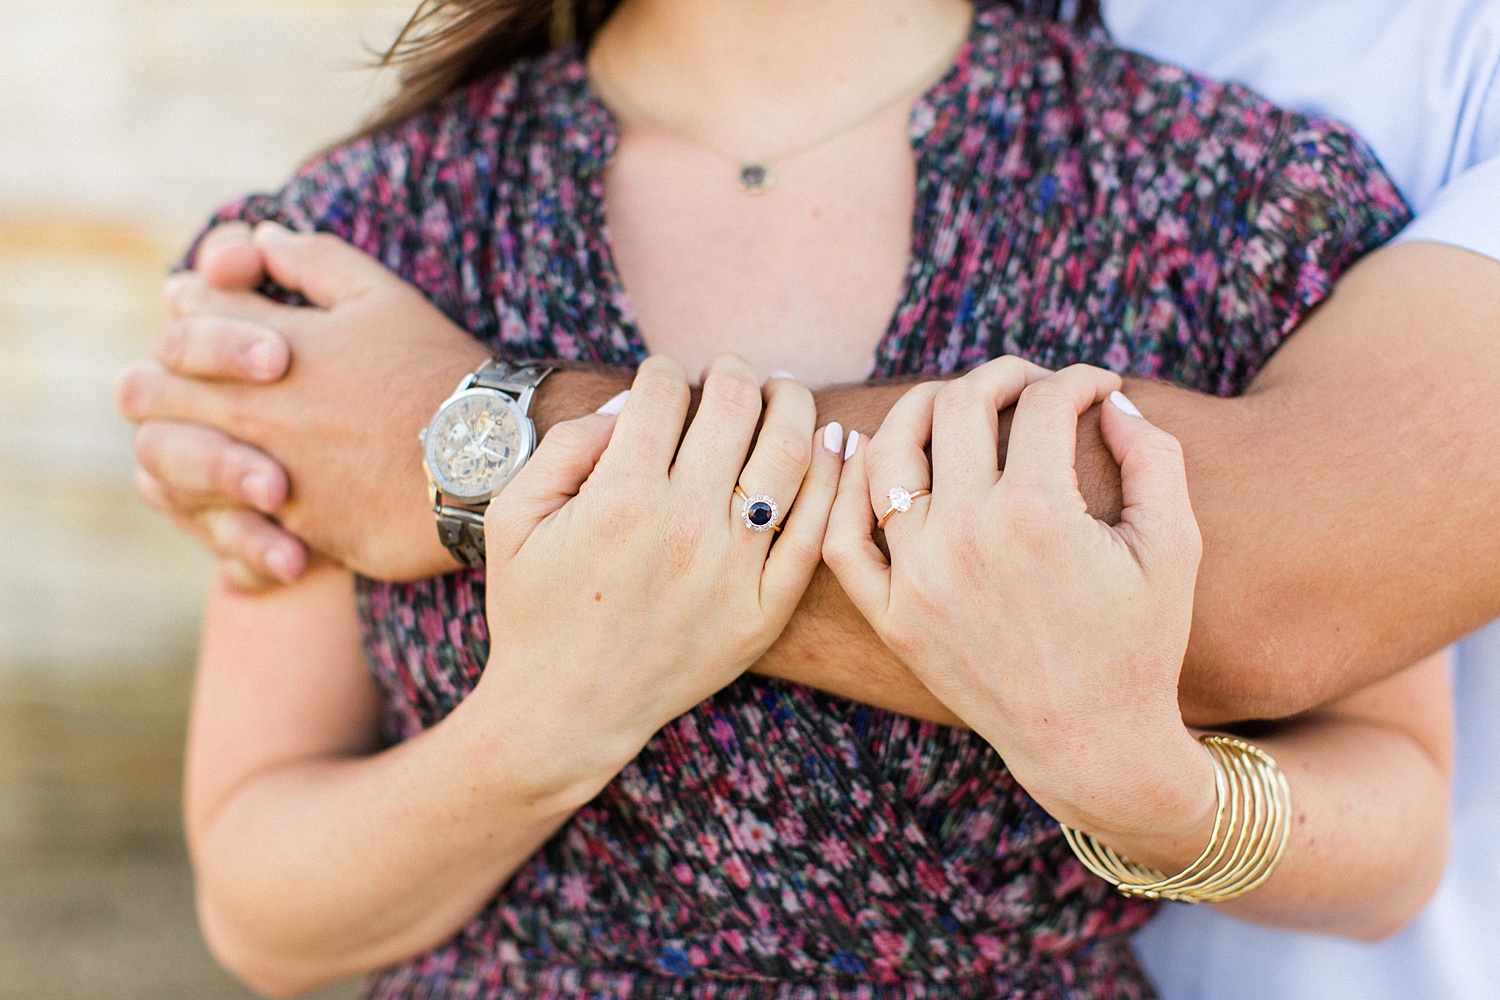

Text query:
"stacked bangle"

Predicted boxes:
[[1058, 734, 1292, 903]]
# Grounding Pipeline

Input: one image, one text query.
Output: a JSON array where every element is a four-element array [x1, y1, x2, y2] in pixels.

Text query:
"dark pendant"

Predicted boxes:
[[739, 163, 773, 194]]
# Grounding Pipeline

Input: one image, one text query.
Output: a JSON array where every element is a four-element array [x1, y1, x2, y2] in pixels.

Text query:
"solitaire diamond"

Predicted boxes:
[[887, 486, 913, 513]]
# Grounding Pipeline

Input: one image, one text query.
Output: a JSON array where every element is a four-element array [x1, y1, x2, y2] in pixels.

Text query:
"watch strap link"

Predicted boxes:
[[435, 504, 488, 568], [470, 359, 552, 410]]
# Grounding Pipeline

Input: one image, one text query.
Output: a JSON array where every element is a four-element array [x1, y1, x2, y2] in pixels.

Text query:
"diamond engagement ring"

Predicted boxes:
[[876, 486, 931, 530], [735, 486, 783, 533]]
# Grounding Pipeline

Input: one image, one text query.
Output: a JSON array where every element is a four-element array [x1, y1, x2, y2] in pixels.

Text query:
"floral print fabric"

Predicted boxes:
[[196, 3, 1410, 997]]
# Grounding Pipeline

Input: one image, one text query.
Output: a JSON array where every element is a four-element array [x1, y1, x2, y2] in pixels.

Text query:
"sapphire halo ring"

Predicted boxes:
[[735, 486, 782, 534]]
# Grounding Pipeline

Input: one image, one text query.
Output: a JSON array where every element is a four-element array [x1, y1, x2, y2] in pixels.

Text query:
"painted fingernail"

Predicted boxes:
[[265, 546, 296, 582], [597, 390, 630, 415], [1108, 390, 1142, 417], [823, 422, 844, 455], [843, 430, 859, 460], [242, 471, 276, 512], [769, 370, 797, 381], [244, 339, 280, 379]]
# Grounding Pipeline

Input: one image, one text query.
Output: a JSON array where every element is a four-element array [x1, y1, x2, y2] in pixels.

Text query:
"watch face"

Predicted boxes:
[[423, 389, 533, 504]]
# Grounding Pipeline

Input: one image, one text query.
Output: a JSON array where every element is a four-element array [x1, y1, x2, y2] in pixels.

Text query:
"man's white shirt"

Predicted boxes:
[[1098, 2, 1500, 998]]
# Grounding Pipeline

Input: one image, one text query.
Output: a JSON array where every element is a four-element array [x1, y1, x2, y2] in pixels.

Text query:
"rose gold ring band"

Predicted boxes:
[[876, 487, 931, 530]]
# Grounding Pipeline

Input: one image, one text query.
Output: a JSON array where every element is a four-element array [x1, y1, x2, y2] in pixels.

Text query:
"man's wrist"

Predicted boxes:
[[528, 363, 636, 437]]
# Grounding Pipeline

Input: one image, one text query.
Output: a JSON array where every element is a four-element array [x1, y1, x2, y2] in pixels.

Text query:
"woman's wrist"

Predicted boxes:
[[995, 713, 1218, 877], [1045, 727, 1219, 876], [459, 661, 644, 814]]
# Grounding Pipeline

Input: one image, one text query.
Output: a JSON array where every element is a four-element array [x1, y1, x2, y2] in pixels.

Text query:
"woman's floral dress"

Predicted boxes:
[[198, 2, 1410, 996]]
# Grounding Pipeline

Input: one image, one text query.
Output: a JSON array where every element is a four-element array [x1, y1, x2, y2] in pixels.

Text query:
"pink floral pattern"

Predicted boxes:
[[193, 3, 1409, 997]]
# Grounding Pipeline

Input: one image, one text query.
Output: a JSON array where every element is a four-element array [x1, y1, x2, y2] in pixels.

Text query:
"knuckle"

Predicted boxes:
[[756, 430, 812, 483], [211, 441, 248, 497], [1003, 487, 1064, 545], [772, 533, 821, 571], [934, 378, 972, 415], [653, 517, 700, 574], [544, 417, 596, 455], [155, 320, 189, 369], [632, 357, 689, 408], [706, 369, 762, 420], [1019, 379, 1071, 408], [221, 387, 267, 442], [132, 422, 165, 471], [594, 491, 649, 535], [114, 364, 156, 420], [132, 468, 169, 512], [1140, 428, 1186, 463], [637, 354, 687, 387], [821, 531, 856, 570]]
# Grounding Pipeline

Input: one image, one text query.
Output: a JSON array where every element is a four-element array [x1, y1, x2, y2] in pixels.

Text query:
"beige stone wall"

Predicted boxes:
[[0, 5, 415, 992], [0, 0, 414, 675]]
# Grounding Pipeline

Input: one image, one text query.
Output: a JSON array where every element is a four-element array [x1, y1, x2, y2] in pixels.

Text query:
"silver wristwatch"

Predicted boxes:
[[420, 358, 553, 567]]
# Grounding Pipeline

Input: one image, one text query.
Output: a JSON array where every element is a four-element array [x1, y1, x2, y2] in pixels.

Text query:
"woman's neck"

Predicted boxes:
[[590, 0, 973, 158]]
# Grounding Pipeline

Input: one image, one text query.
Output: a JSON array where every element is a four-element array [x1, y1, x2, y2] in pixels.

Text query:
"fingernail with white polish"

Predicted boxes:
[[1108, 390, 1142, 417], [769, 370, 797, 381], [245, 340, 279, 379], [823, 422, 844, 455], [843, 430, 859, 461], [597, 390, 630, 415]]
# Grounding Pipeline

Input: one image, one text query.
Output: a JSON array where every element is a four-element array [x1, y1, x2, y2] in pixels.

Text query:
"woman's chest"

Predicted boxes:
[[599, 106, 919, 387]]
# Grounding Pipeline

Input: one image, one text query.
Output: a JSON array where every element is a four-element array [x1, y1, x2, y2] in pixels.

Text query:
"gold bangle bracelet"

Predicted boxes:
[[1058, 734, 1291, 904]]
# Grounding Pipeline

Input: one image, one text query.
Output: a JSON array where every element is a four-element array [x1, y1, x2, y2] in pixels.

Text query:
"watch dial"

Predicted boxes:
[[425, 391, 528, 502]]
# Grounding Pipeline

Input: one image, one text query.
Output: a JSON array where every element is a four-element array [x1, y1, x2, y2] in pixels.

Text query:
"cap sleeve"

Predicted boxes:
[[1208, 117, 1412, 395]]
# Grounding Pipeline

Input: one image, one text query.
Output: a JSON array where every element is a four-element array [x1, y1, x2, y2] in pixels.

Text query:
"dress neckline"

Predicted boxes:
[[546, 7, 989, 374]]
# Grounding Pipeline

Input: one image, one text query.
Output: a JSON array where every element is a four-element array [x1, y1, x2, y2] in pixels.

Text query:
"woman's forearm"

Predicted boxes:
[[188, 568, 610, 997], [194, 706, 591, 996], [1211, 662, 1453, 938], [1065, 652, 1452, 940]]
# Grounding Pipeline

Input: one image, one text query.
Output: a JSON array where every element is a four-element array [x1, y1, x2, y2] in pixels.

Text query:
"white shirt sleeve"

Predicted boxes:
[[1102, 4, 1500, 1000]]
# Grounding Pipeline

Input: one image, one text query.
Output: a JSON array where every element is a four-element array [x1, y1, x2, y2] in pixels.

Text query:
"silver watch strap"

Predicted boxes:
[[435, 505, 488, 568], [433, 358, 553, 568], [470, 359, 552, 406]]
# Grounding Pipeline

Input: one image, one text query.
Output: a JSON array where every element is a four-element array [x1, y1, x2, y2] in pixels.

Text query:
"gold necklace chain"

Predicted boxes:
[[589, 35, 965, 195]]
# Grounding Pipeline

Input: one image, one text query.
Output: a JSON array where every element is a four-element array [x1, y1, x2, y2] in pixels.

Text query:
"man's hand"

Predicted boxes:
[[117, 222, 490, 583]]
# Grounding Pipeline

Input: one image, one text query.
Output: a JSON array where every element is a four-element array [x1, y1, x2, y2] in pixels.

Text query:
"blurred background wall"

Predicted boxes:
[[1, 1, 412, 995]]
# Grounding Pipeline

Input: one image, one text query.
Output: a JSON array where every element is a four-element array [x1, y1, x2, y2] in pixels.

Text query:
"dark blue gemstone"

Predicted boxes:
[[740, 164, 769, 189], [748, 500, 774, 526]]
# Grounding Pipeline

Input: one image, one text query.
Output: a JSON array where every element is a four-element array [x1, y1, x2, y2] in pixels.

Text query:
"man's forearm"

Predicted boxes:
[[529, 246, 1500, 726], [527, 366, 1109, 728]]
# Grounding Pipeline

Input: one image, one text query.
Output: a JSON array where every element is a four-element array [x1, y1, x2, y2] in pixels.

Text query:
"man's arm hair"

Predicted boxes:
[[532, 241, 1500, 726]]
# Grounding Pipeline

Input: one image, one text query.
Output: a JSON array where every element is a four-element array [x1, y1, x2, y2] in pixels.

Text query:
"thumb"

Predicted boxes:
[[252, 222, 388, 308], [1099, 391, 1202, 573], [483, 394, 629, 561], [198, 222, 266, 291]]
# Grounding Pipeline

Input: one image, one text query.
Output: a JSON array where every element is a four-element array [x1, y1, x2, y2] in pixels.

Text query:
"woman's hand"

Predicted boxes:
[[473, 355, 844, 786], [823, 358, 1215, 861]]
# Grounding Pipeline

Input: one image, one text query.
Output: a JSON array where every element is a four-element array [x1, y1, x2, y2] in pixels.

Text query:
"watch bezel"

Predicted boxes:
[[422, 386, 536, 505]]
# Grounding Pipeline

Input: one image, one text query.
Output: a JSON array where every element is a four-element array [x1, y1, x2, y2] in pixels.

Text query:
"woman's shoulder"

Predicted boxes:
[[291, 47, 592, 220]]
